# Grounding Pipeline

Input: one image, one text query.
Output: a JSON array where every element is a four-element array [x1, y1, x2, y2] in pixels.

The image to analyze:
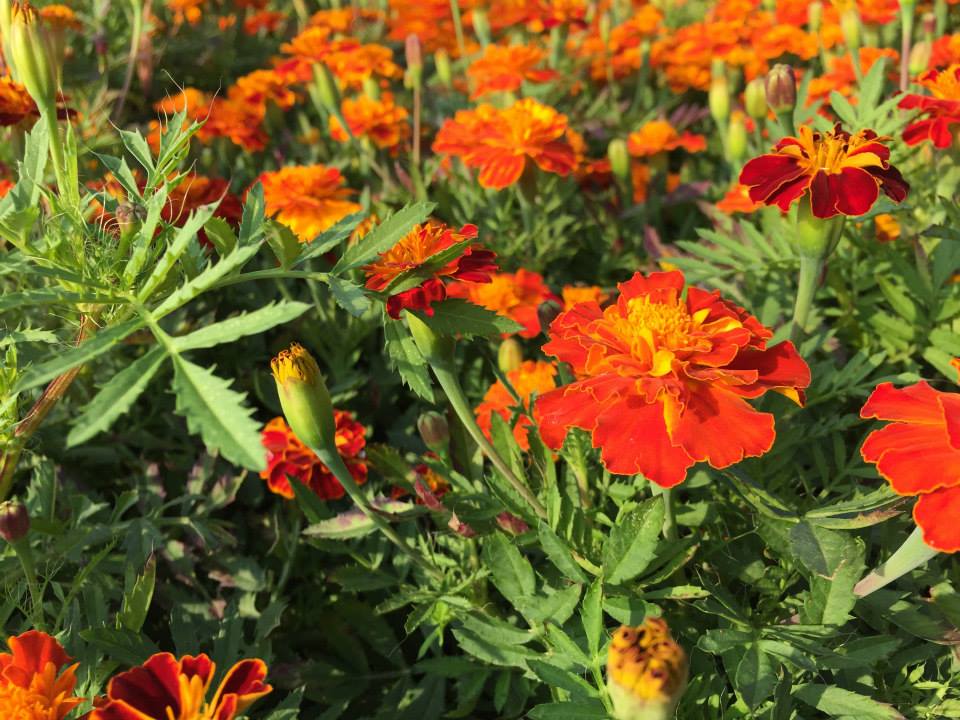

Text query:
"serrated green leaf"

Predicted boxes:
[[526, 701, 607, 719], [384, 318, 434, 402], [333, 202, 435, 272], [483, 533, 535, 609], [138, 203, 219, 300], [581, 579, 603, 658], [203, 216, 237, 255], [538, 522, 590, 583], [240, 183, 266, 245], [527, 659, 598, 699], [412, 299, 523, 337], [172, 302, 311, 352], [323, 275, 371, 316], [603, 496, 664, 584], [789, 522, 864, 625], [294, 211, 366, 266], [793, 684, 904, 719], [152, 244, 261, 316], [118, 556, 156, 633]]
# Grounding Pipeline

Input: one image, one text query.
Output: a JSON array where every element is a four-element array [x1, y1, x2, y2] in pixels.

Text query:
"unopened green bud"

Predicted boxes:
[[435, 49, 452, 88], [498, 338, 523, 374], [537, 300, 563, 333], [709, 61, 730, 124], [910, 40, 932, 75], [417, 411, 449, 452], [405, 33, 422, 88], [765, 64, 797, 114], [607, 618, 688, 720], [0, 499, 29, 543], [313, 62, 341, 113], [9, 1, 55, 112], [362, 76, 381, 101], [744, 77, 767, 120], [808, 0, 822, 33], [407, 312, 454, 366], [725, 112, 748, 162], [471, 9, 491, 47], [841, 8, 861, 53], [608, 138, 630, 181], [271, 343, 335, 453]]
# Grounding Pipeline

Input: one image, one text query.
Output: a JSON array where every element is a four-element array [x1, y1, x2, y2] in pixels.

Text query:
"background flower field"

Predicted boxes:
[[3, 0, 960, 718]]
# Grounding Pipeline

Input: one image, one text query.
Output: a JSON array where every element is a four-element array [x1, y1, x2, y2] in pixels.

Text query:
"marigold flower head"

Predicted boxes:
[[166, 0, 203, 26], [607, 618, 687, 717], [0, 76, 38, 125], [716, 183, 763, 214], [330, 93, 410, 150], [807, 47, 898, 104], [534, 270, 810, 487], [562, 285, 607, 309], [0, 630, 82, 720], [448, 269, 560, 338], [627, 120, 707, 158], [575, 6, 663, 82], [257, 165, 361, 242], [739, 124, 908, 219], [37, 4, 79, 30], [89, 652, 270, 720], [364, 221, 496, 319], [260, 412, 367, 501], [231, 69, 297, 111], [243, 10, 285, 35], [432, 98, 577, 189], [900, 65, 960, 148], [874, 213, 900, 243], [467, 43, 558, 98], [476, 360, 557, 451], [387, 0, 471, 55], [165, 174, 243, 230], [856, 0, 899, 25], [860, 382, 960, 552]]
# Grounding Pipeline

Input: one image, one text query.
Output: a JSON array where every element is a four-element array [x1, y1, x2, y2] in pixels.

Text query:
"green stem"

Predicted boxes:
[[13, 539, 43, 628], [42, 109, 68, 202], [853, 526, 938, 597], [651, 485, 678, 541], [775, 108, 795, 137], [449, 0, 466, 59], [790, 253, 822, 344]]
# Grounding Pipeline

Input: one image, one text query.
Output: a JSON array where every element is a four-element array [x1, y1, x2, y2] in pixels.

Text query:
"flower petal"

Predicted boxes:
[[861, 422, 960, 495], [861, 382, 944, 424], [914, 485, 960, 553]]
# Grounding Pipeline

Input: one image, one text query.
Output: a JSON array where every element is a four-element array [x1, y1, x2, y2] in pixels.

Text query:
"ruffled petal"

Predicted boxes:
[[861, 421, 960, 495], [914, 485, 960, 553], [860, 382, 944, 424]]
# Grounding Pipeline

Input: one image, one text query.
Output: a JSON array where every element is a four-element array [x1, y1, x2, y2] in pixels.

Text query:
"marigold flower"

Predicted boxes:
[[257, 165, 361, 242], [166, 0, 203, 26], [900, 65, 960, 148], [89, 652, 270, 720], [467, 43, 558, 98], [165, 174, 243, 230], [243, 10, 285, 35], [364, 221, 496, 319], [627, 120, 707, 158], [739, 124, 909, 218], [534, 270, 810, 487], [447, 269, 560, 338], [432, 98, 577, 189], [330, 93, 410, 150], [0, 630, 82, 720], [562, 285, 607, 309], [38, 4, 79, 30], [807, 47, 898, 104], [260, 413, 367, 501], [392, 461, 451, 503], [873, 213, 901, 243], [716, 183, 763, 214], [280, 33, 401, 89], [575, 6, 663, 82], [607, 619, 687, 720], [476, 360, 557, 451], [0, 76, 38, 125], [860, 382, 960, 552], [387, 0, 467, 55]]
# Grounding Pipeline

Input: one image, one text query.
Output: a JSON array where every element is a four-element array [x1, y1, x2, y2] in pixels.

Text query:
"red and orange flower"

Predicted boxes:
[[739, 124, 909, 218], [447, 269, 560, 338], [476, 359, 557, 451], [256, 165, 362, 242], [0, 630, 82, 720], [432, 98, 577, 190], [364, 221, 496, 319], [900, 65, 960, 148], [260, 412, 367, 501], [534, 270, 810, 487], [89, 652, 270, 720], [860, 381, 960, 552], [466, 44, 558, 98], [330, 93, 410, 150], [627, 120, 707, 158]]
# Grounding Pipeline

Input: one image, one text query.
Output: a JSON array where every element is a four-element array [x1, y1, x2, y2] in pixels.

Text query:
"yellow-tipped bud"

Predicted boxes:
[[435, 49, 452, 88], [841, 8, 861, 53], [498, 338, 523, 374], [607, 138, 630, 181], [708, 61, 730, 124], [270, 343, 335, 452], [607, 619, 688, 720], [9, 1, 56, 112], [744, 77, 767, 120]]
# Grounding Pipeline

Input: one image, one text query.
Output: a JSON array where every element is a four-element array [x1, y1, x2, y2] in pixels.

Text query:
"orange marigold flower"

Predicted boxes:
[[739, 124, 909, 218], [231, 69, 297, 111], [244, 10, 285, 35], [89, 652, 271, 720], [257, 165, 362, 242], [562, 285, 607, 309], [807, 48, 898, 105], [281, 33, 401, 89], [856, 0, 899, 25], [330, 93, 410, 150], [432, 98, 577, 189], [627, 120, 707, 158], [0, 76, 38, 125], [534, 270, 811, 487], [716, 183, 763, 214], [467, 44, 558, 99], [874, 213, 901, 243], [447, 269, 560, 338], [860, 382, 960, 552], [476, 360, 557, 450], [260, 412, 367, 500], [900, 65, 960, 148], [387, 0, 474, 55], [38, 4, 80, 29], [166, 0, 203, 26], [930, 34, 960, 70], [364, 221, 496, 318], [0, 630, 82, 720], [575, 6, 663, 82], [165, 173, 243, 235]]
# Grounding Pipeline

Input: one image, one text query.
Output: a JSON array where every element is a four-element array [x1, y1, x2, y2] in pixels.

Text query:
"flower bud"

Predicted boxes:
[[608, 138, 630, 181], [725, 112, 748, 163], [270, 343, 335, 453], [808, 0, 822, 33], [708, 61, 730, 124], [922, 11, 935, 40], [498, 338, 523, 374], [496, 511, 530, 535], [537, 300, 563, 334], [0, 500, 29, 543], [607, 618, 688, 720], [313, 63, 341, 113], [841, 8, 861, 53], [405, 34, 422, 87], [744, 77, 767, 120], [910, 40, 932, 75], [9, 2, 56, 112], [407, 312, 454, 366], [417, 411, 449, 452], [435, 49, 452, 88], [599, 12, 611, 46], [471, 9, 491, 47], [362, 76, 381, 101], [765, 64, 797, 114]]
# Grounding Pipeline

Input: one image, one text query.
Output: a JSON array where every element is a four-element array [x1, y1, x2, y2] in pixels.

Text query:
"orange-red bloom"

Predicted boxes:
[[330, 93, 410, 150], [364, 221, 496, 318], [89, 652, 270, 720], [0, 630, 81, 720], [257, 165, 361, 242], [0, 76, 38, 126], [447, 269, 560, 338], [534, 270, 810, 487], [432, 98, 577, 189], [716, 183, 763, 214], [467, 44, 558, 98], [476, 360, 557, 451], [562, 285, 607, 309], [260, 413, 367, 500], [860, 382, 960, 552], [739, 125, 909, 218], [900, 65, 960, 148], [627, 120, 707, 158]]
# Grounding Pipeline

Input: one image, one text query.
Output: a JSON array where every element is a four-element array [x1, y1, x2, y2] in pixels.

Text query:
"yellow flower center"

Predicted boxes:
[[607, 619, 687, 702], [271, 343, 321, 386], [788, 126, 885, 176], [0, 665, 69, 720]]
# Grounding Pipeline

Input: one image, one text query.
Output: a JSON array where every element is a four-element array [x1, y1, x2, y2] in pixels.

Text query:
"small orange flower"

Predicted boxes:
[[364, 221, 496, 318], [166, 0, 203, 26], [534, 270, 810, 487], [432, 98, 577, 189], [89, 652, 271, 720], [38, 4, 80, 29], [716, 183, 763, 214], [260, 413, 367, 501], [476, 360, 557, 450], [860, 382, 960, 552], [0, 76, 38, 125], [562, 285, 607, 309], [575, 6, 663, 82], [330, 93, 410, 150], [231, 69, 298, 111], [256, 165, 362, 242], [281, 33, 401, 89], [874, 214, 901, 243], [856, 0, 900, 25], [467, 44, 558, 98], [243, 10, 286, 35], [627, 120, 707, 158], [0, 630, 82, 720], [447, 269, 560, 338], [387, 0, 470, 55]]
